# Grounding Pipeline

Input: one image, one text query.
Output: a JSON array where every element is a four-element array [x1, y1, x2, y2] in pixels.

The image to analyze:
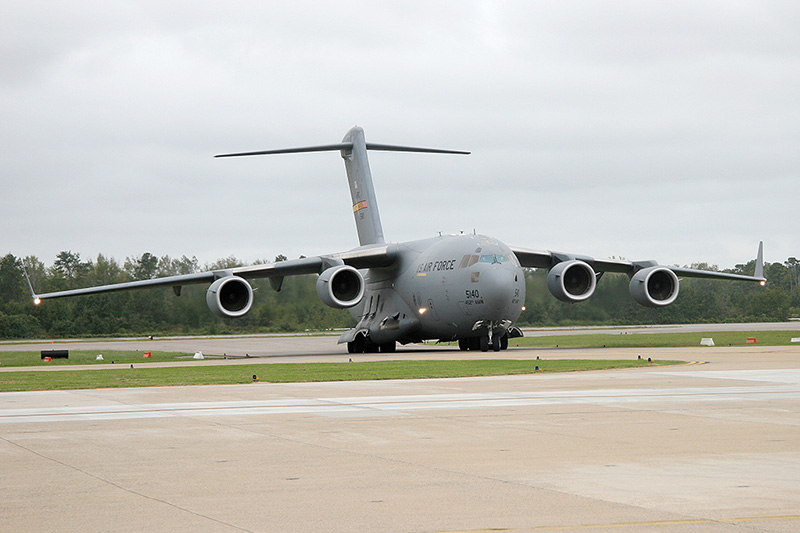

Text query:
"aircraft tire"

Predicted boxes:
[[480, 336, 489, 352], [500, 334, 509, 350], [458, 339, 469, 351], [365, 342, 380, 354], [348, 337, 365, 354], [379, 342, 396, 353], [492, 338, 501, 352]]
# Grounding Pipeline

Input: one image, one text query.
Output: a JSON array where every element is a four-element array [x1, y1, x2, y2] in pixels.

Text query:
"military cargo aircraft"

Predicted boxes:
[[27, 126, 766, 353]]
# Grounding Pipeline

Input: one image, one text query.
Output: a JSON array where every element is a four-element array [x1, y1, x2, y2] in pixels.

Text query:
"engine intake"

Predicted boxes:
[[629, 266, 679, 307], [206, 276, 254, 317], [316, 265, 365, 309], [547, 260, 596, 302]]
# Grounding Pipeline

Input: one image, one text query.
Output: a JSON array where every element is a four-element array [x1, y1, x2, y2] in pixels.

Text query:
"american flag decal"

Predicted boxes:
[[353, 201, 368, 213]]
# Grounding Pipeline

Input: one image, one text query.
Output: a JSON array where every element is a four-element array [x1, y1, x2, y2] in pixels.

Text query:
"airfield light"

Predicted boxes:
[[418, 307, 427, 315], [33, 298, 41, 306], [760, 280, 766, 287], [521, 306, 526, 311]]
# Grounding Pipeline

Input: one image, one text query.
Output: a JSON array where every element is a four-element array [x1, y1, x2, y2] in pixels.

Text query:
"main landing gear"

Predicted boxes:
[[458, 334, 508, 352], [347, 336, 396, 354]]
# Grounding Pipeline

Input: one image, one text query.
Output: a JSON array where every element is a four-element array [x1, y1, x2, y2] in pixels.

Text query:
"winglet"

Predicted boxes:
[[755, 241, 765, 284], [22, 264, 42, 305]]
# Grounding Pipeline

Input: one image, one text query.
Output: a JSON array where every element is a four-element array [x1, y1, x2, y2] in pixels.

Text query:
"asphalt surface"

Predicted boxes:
[[2, 329, 800, 532]]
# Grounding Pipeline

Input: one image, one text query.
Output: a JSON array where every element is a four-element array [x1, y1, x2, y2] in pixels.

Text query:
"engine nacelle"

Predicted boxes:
[[316, 265, 365, 309], [629, 266, 679, 307], [547, 260, 597, 302], [206, 276, 254, 318]]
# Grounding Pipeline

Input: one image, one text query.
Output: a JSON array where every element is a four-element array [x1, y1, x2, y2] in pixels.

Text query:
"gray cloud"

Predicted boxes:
[[2, 1, 798, 268]]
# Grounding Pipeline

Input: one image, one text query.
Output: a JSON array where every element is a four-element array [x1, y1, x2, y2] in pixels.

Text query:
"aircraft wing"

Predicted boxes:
[[510, 241, 766, 283], [30, 271, 217, 301], [28, 244, 398, 302]]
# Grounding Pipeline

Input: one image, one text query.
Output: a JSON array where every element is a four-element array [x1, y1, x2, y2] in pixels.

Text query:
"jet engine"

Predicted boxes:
[[629, 266, 679, 307], [316, 265, 365, 309], [206, 276, 254, 317], [547, 260, 596, 302]]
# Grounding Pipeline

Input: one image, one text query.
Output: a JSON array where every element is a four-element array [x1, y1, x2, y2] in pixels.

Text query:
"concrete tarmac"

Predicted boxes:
[[2, 336, 800, 532]]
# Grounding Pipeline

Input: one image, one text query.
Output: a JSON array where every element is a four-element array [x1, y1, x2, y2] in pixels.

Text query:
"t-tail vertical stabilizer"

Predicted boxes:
[[341, 126, 384, 246]]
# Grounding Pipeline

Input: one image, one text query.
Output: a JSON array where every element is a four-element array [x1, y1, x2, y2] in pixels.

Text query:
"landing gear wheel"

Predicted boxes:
[[492, 337, 501, 352], [480, 336, 489, 352], [379, 342, 396, 353], [347, 336, 365, 354], [458, 339, 469, 351], [500, 334, 509, 350]]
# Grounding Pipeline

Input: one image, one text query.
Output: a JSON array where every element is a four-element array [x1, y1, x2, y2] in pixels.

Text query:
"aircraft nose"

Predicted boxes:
[[480, 266, 517, 311]]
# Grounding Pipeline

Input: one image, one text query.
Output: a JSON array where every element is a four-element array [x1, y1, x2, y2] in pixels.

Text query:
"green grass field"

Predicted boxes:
[[509, 330, 799, 349], [0, 350, 186, 367], [0, 358, 681, 392]]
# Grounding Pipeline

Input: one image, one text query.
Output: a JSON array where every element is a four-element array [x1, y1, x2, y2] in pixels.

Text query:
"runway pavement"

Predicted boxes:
[[1, 336, 800, 532]]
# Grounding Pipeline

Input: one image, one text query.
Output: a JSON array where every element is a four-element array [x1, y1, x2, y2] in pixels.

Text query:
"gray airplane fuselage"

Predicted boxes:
[[351, 233, 525, 346]]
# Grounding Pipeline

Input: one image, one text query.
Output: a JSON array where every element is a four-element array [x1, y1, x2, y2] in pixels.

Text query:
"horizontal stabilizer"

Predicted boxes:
[[364, 143, 469, 155], [215, 143, 352, 158], [215, 142, 469, 158]]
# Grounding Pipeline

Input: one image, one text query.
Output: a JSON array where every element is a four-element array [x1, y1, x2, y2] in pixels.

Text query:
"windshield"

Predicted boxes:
[[460, 253, 516, 268]]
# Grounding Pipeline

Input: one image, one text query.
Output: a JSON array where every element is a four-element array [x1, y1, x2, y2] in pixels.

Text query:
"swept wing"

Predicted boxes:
[[511, 241, 765, 283], [29, 245, 397, 302]]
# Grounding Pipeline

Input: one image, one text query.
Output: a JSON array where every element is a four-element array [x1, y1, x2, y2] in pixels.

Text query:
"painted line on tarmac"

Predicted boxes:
[[3, 379, 800, 424], [440, 513, 800, 531]]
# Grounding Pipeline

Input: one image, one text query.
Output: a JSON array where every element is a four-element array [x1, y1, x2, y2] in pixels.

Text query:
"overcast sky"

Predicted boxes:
[[2, 1, 798, 270]]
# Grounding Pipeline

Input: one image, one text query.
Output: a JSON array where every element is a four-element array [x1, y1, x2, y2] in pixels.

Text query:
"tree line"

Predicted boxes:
[[1, 251, 798, 339]]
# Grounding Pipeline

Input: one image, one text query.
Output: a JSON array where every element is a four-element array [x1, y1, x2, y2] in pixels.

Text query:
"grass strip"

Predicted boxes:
[[0, 350, 188, 367], [510, 330, 800, 349], [0, 359, 681, 392]]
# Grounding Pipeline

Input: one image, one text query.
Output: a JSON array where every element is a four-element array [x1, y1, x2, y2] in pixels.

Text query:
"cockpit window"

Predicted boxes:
[[459, 255, 480, 268], [461, 254, 515, 267], [479, 254, 511, 264]]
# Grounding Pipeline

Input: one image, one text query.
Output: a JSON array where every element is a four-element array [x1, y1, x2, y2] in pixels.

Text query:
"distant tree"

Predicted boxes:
[[21, 256, 46, 294], [157, 255, 199, 276], [207, 256, 243, 270], [0, 313, 43, 338], [0, 254, 24, 303], [51, 251, 90, 289], [785, 257, 799, 292], [87, 254, 126, 286], [125, 252, 159, 280]]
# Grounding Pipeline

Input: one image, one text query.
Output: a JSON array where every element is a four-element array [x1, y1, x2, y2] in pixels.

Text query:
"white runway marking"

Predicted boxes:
[[3, 369, 800, 424], [656, 368, 800, 384]]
